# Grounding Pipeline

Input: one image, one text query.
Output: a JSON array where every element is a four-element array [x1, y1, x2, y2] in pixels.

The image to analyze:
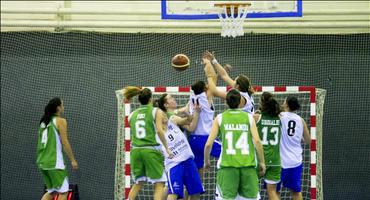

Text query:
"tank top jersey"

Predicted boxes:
[[162, 116, 195, 170], [189, 92, 214, 136], [216, 109, 256, 168], [256, 113, 281, 166], [239, 91, 255, 114], [128, 105, 160, 148], [36, 117, 66, 170], [280, 111, 304, 168]]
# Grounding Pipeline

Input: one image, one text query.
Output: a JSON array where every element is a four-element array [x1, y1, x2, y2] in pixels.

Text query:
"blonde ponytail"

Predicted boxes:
[[123, 86, 141, 101]]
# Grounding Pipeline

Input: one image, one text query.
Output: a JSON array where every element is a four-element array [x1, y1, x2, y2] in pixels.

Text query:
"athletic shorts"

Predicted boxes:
[[130, 147, 166, 183], [188, 135, 221, 169], [40, 169, 69, 193], [215, 167, 259, 200], [167, 158, 204, 199], [264, 165, 281, 184], [277, 164, 302, 192]]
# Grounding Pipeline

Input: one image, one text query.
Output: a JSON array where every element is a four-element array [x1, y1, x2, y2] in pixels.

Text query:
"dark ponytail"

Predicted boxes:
[[156, 93, 168, 112], [40, 97, 62, 125], [260, 92, 281, 117]]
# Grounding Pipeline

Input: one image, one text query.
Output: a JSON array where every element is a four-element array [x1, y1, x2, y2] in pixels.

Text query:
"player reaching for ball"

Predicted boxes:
[[202, 51, 256, 114], [123, 86, 173, 200], [186, 62, 222, 182]]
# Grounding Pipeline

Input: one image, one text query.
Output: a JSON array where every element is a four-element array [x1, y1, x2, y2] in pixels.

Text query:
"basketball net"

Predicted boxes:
[[214, 3, 251, 38]]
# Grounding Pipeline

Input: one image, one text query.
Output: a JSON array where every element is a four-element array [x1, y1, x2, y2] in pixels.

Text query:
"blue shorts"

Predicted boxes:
[[188, 135, 221, 169], [167, 158, 204, 198], [277, 164, 303, 192]]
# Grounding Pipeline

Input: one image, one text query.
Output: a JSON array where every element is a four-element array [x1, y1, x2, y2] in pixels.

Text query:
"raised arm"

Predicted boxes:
[[155, 109, 174, 158], [181, 102, 201, 132], [203, 51, 235, 87], [204, 119, 219, 170], [302, 118, 311, 145], [203, 58, 227, 99], [249, 115, 265, 177], [57, 118, 78, 170]]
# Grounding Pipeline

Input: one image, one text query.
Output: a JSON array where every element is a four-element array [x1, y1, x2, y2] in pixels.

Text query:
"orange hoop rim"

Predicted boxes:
[[214, 3, 251, 15], [214, 2, 251, 8]]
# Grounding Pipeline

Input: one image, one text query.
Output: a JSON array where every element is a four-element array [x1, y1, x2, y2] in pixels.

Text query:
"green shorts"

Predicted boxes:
[[264, 166, 281, 184], [216, 167, 259, 199], [130, 147, 165, 183], [40, 169, 68, 192]]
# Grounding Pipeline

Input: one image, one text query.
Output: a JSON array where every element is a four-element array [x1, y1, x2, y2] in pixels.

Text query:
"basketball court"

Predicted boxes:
[[1, 1, 369, 200]]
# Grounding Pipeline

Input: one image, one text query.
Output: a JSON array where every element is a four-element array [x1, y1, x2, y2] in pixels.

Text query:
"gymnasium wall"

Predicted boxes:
[[1, 1, 370, 34], [1, 32, 370, 199]]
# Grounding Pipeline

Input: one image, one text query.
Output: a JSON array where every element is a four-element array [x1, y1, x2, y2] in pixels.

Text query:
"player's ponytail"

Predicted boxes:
[[235, 75, 254, 95], [156, 93, 168, 112], [123, 86, 141, 101], [40, 97, 62, 126], [123, 86, 152, 105], [260, 92, 281, 117]]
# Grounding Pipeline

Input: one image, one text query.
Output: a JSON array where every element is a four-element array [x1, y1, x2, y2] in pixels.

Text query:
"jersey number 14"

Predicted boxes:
[[225, 132, 250, 155]]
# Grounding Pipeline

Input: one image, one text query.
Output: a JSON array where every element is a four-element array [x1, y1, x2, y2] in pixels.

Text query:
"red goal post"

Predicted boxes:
[[115, 86, 325, 200]]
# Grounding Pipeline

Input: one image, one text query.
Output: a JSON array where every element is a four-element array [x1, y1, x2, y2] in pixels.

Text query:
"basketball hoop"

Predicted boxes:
[[214, 2, 251, 38]]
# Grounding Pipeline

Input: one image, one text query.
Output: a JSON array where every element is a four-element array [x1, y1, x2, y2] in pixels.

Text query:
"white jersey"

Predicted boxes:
[[280, 112, 304, 168], [162, 117, 194, 170], [189, 92, 214, 136], [240, 92, 255, 114]]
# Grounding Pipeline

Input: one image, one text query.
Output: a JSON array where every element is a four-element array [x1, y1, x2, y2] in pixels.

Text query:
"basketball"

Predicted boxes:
[[171, 54, 190, 71]]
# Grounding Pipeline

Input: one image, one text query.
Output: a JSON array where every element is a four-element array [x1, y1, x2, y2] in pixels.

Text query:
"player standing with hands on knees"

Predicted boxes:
[[156, 93, 204, 200], [204, 89, 265, 200], [279, 96, 310, 200], [254, 92, 282, 200], [36, 97, 78, 200], [124, 87, 173, 200], [202, 50, 256, 114]]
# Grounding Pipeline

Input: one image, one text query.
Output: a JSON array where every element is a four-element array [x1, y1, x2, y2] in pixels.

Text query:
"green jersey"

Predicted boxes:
[[256, 113, 281, 166], [36, 117, 66, 170], [129, 105, 159, 147], [217, 109, 256, 168]]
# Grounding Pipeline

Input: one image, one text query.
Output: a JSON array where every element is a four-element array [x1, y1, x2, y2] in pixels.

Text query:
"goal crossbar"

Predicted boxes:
[[115, 86, 325, 200]]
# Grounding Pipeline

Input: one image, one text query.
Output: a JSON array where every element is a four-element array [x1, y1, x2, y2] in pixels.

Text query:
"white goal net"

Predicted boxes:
[[115, 86, 326, 200]]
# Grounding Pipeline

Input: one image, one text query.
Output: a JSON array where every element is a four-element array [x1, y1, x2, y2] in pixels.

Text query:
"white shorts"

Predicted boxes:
[[47, 178, 69, 193]]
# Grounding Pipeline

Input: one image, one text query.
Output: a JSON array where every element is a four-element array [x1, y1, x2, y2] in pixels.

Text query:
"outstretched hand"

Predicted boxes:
[[201, 58, 211, 65], [223, 64, 232, 73], [202, 50, 216, 61]]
